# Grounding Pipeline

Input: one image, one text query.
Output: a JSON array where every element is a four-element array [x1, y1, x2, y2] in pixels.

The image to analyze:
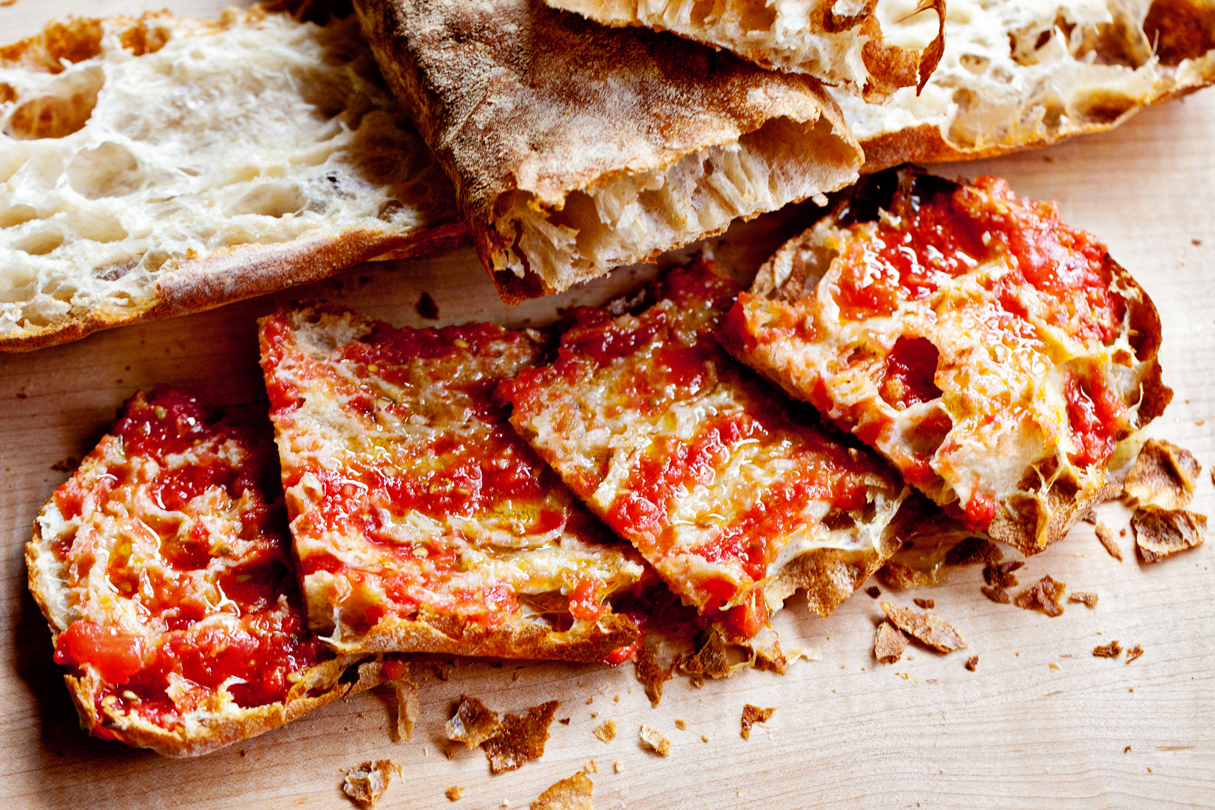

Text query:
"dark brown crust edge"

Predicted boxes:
[[330, 609, 641, 664], [1, 221, 467, 353], [26, 497, 385, 758]]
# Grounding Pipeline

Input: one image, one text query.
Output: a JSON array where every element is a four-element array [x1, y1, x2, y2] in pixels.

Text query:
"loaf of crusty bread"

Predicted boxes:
[[832, 0, 1215, 170], [353, 0, 863, 303], [0, 3, 461, 351], [544, 0, 946, 101]]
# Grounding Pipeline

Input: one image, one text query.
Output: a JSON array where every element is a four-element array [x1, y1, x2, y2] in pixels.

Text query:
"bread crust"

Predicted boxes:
[[726, 168, 1172, 557], [353, 0, 860, 301], [0, 5, 462, 352]]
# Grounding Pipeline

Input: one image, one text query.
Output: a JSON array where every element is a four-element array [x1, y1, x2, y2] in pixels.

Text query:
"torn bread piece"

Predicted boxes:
[[343, 760, 402, 809], [880, 601, 966, 651], [545, 0, 946, 101], [531, 772, 594, 810], [1123, 438, 1202, 510], [1133, 506, 1207, 562], [259, 304, 647, 662], [833, 0, 1215, 171], [26, 388, 381, 757], [352, 0, 861, 302], [0, 4, 461, 351], [722, 168, 1170, 556], [502, 256, 907, 642]]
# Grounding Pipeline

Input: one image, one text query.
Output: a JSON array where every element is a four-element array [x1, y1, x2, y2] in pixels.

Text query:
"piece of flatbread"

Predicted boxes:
[[26, 388, 383, 757], [259, 303, 647, 661], [545, 0, 946, 101], [830, 0, 1215, 171], [353, 0, 861, 302], [722, 168, 1171, 555], [501, 256, 907, 641], [0, 3, 461, 352]]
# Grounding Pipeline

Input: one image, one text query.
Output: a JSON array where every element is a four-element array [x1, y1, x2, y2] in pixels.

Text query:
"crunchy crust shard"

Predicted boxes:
[[1123, 439, 1203, 510], [483, 701, 562, 774], [1093, 640, 1123, 658], [740, 704, 775, 740], [0, 6, 461, 352], [880, 601, 966, 652], [593, 719, 618, 743], [259, 304, 646, 662], [25, 388, 381, 757], [530, 772, 594, 810], [447, 696, 502, 748], [831, 0, 1215, 172], [964, 655, 978, 672], [545, 0, 947, 101], [1096, 522, 1125, 561], [353, 0, 861, 302], [723, 167, 1170, 557], [1132, 507, 1208, 562], [1014, 575, 1068, 617], [343, 760, 402, 809], [983, 561, 1024, 590], [981, 585, 1011, 605], [874, 622, 908, 664], [1126, 644, 1144, 664], [1070, 591, 1099, 608], [639, 724, 671, 756], [634, 638, 675, 708]]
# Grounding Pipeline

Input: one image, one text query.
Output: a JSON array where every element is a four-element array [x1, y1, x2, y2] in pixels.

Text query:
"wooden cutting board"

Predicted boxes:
[[2, 2, 1213, 808]]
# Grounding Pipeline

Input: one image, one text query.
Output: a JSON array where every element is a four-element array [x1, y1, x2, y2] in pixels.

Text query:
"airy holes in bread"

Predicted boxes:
[[1145, 0, 1215, 66], [1073, 89, 1139, 125], [224, 182, 307, 218], [67, 142, 145, 199], [4, 67, 104, 140], [14, 229, 64, 256], [0, 204, 36, 229]]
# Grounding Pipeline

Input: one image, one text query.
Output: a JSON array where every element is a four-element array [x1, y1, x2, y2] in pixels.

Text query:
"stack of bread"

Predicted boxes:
[[12, 0, 1214, 756]]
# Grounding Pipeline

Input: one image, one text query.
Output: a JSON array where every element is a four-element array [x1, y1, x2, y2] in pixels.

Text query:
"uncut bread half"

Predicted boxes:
[[501, 257, 907, 642], [721, 168, 1171, 556], [259, 303, 648, 662], [26, 388, 383, 757], [545, 0, 946, 101], [830, 0, 1215, 171], [352, 0, 861, 302], [0, 4, 461, 352]]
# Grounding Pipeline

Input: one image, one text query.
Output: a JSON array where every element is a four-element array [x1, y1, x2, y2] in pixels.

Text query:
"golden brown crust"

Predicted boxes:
[[766, 531, 901, 619], [530, 772, 594, 810], [1, 223, 467, 353]]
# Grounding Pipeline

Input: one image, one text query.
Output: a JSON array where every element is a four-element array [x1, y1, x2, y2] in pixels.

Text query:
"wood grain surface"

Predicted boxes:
[[2, 2, 1213, 808]]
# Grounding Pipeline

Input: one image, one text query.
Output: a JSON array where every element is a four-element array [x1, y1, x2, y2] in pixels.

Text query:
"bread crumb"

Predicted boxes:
[[447, 695, 501, 747], [585, 697, 593, 705], [866, 586, 881, 598], [912, 598, 935, 609], [558, 718, 570, 725], [880, 601, 967, 652], [874, 621, 908, 664], [614, 760, 624, 773], [983, 560, 1023, 589], [529, 772, 593, 810], [1125, 746, 1132, 753], [981, 585, 1011, 604], [1014, 575, 1067, 617], [613, 695, 620, 703], [1093, 641, 1122, 658], [483, 701, 562, 774], [964, 656, 978, 672], [1049, 663, 1060, 671], [590, 711, 598, 718], [1069, 591, 1098, 608], [674, 719, 687, 730], [701, 734, 710, 743], [1126, 644, 1144, 664], [740, 705, 775, 740], [593, 719, 617, 743], [639, 724, 671, 756], [1133, 507, 1207, 562], [584, 759, 597, 774], [446, 786, 464, 802], [342, 760, 401, 808], [634, 637, 675, 707]]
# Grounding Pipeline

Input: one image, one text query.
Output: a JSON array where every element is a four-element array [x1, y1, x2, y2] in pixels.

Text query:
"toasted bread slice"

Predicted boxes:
[[353, 0, 861, 303], [545, 0, 946, 101], [830, 0, 1215, 171], [500, 257, 907, 640], [26, 388, 382, 757], [722, 168, 1171, 555], [258, 304, 648, 662], [0, 4, 461, 352]]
